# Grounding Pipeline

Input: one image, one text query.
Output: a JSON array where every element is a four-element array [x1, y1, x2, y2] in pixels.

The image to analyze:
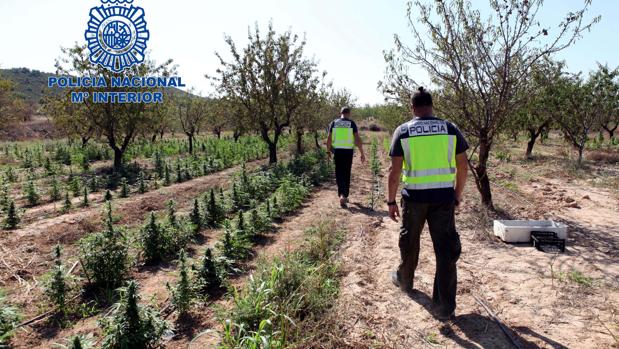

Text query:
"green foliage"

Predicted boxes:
[[140, 213, 167, 264], [167, 250, 194, 315], [100, 281, 170, 349], [368, 138, 382, 210], [62, 191, 72, 213], [217, 221, 251, 265], [555, 270, 595, 287], [190, 198, 202, 232], [495, 150, 512, 162], [138, 172, 147, 194], [88, 177, 99, 193], [119, 178, 129, 198], [50, 176, 62, 202], [53, 334, 95, 349], [166, 200, 177, 228], [43, 245, 73, 316], [0, 181, 11, 212], [140, 209, 195, 264], [4, 168, 16, 183], [163, 165, 171, 186], [23, 178, 40, 206], [271, 176, 309, 215], [236, 210, 246, 236], [221, 222, 341, 347], [154, 152, 164, 178], [69, 176, 81, 198], [79, 203, 129, 290], [176, 162, 183, 184], [81, 187, 89, 207], [104, 190, 113, 202], [0, 291, 20, 345], [194, 248, 223, 294], [205, 189, 225, 228], [3, 199, 20, 229]]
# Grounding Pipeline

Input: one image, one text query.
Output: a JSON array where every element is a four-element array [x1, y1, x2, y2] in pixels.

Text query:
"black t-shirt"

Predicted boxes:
[[389, 116, 469, 203], [328, 117, 359, 154]]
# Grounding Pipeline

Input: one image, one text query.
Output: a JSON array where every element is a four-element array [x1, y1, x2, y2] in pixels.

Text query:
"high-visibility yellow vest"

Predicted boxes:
[[332, 122, 354, 149], [400, 120, 457, 190]]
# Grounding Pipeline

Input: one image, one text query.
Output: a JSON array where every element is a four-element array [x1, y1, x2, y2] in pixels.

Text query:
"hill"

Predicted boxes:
[[1, 67, 195, 106], [0, 67, 56, 105]]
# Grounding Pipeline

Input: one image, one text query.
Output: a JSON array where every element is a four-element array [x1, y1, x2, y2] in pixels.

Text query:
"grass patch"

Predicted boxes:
[[217, 220, 344, 348], [426, 332, 440, 345], [554, 270, 595, 288]]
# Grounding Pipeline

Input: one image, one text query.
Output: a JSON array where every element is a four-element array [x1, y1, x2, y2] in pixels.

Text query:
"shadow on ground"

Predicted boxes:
[[407, 290, 569, 349]]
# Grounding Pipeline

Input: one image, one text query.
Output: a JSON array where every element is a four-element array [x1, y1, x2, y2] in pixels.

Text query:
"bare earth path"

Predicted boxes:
[[333, 154, 618, 348]]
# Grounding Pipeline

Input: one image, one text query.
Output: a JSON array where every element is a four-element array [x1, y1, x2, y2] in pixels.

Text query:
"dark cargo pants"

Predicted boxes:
[[333, 150, 354, 198], [397, 200, 462, 314]]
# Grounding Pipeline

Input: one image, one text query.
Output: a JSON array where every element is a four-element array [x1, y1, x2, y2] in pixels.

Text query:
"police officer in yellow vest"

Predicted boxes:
[[387, 88, 468, 320], [327, 107, 366, 207]]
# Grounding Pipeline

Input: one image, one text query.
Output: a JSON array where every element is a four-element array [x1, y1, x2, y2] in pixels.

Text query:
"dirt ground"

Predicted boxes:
[[333, 140, 618, 349], [3, 135, 618, 348]]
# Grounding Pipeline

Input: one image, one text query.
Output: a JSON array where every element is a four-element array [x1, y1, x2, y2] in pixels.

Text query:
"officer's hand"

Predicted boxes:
[[455, 194, 463, 208], [389, 204, 400, 222], [360, 153, 367, 164]]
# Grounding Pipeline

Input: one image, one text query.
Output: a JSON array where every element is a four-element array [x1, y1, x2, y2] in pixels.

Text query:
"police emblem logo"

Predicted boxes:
[[84, 0, 150, 72]]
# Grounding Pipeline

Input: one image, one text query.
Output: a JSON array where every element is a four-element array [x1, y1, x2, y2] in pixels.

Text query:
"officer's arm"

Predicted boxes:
[[354, 132, 366, 157], [388, 156, 403, 203], [455, 153, 468, 202], [326, 132, 333, 153]]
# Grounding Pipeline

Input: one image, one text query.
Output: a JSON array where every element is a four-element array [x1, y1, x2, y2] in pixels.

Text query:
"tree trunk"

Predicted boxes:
[[314, 131, 321, 150], [525, 128, 538, 159], [577, 147, 584, 166], [602, 123, 617, 139], [187, 134, 194, 154], [474, 134, 493, 209], [295, 129, 305, 155], [113, 148, 124, 172], [267, 141, 277, 164]]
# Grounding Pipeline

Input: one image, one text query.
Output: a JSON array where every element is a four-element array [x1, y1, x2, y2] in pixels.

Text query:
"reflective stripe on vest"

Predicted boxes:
[[332, 127, 354, 149], [401, 133, 457, 190]]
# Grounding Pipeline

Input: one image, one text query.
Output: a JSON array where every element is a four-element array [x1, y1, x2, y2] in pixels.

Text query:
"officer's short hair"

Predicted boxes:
[[341, 107, 351, 115], [411, 87, 433, 107]]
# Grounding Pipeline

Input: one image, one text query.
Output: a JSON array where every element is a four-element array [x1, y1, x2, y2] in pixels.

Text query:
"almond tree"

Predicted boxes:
[[592, 64, 619, 140], [555, 69, 608, 165], [174, 89, 209, 154], [515, 59, 566, 159], [382, 0, 597, 208], [210, 23, 322, 163], [52, 45, 176, 172], [0, 75, 19, 128]]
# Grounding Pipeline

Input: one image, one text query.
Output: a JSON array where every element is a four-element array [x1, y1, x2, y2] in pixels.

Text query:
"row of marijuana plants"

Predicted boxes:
[[0, 134, 286, 230], [0, 150, 333, 348]]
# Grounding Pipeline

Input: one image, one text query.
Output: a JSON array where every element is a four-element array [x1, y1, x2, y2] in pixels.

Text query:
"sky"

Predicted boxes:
[[0, 0, 617, 105]]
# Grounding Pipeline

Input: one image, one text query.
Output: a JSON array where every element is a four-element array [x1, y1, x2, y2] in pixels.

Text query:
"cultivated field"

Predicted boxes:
[[0, 130, 616, 348]]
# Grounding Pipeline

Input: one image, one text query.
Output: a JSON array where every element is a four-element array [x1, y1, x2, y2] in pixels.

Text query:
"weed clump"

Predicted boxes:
[[100, 281, 170, 349]]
